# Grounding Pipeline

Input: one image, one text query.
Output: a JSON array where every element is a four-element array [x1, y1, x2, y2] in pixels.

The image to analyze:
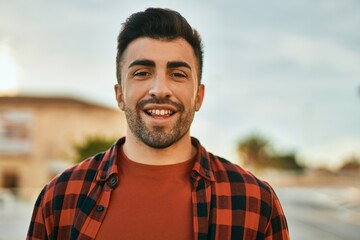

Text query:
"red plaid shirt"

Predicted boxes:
[[27, 137, 289, 239]]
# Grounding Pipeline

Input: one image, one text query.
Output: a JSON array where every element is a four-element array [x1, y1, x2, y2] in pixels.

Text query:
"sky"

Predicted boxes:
[[0, 0, 359, 169]]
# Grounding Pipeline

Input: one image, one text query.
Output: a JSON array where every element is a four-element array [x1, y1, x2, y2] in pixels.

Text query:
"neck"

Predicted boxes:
[[123, 130, 196, 165]]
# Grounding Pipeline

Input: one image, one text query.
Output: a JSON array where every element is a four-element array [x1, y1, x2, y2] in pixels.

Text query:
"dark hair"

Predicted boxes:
[[116, 8, 203, 84]]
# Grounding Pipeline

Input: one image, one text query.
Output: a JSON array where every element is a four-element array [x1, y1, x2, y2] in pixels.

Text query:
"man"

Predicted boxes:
[[27, 8, 290, 240]]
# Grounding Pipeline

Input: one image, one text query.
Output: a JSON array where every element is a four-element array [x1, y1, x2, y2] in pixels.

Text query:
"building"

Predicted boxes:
[[0, 95, 125, 201]]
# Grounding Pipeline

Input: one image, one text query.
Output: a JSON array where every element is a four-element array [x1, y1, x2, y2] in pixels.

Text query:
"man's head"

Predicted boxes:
[[115, 8, 205, 150], [116, 8, 203, 85]]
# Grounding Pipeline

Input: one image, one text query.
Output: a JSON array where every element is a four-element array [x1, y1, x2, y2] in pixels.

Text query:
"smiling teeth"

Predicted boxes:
[[147, 109, 173, 115]]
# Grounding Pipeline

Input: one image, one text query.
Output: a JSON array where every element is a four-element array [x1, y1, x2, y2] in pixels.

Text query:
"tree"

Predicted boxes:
[[237, 133, 304, 171], [237, 134, 270, 166], [339, 156, 360, 172], [269, 153, 304, 170], [74, 136, 116, 163]]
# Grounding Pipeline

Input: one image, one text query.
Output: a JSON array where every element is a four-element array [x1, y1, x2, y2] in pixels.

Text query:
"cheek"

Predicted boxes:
[[123, 86, 145, 106], [181, 93, 197, 109]]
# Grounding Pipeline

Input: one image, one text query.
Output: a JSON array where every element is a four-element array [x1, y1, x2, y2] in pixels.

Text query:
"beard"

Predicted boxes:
[[124, 98, 195, 149]]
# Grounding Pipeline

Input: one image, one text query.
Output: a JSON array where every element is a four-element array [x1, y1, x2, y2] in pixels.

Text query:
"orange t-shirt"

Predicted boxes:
[[96, 146, 195, 240]]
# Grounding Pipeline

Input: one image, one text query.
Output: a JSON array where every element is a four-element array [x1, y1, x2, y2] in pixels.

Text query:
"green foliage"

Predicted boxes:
[[237, 134, 270, 165], [74, 136, 116, 163], [237, 133, 304, 171], [269, 154, 304, 170], [339, 156, 360, 171]]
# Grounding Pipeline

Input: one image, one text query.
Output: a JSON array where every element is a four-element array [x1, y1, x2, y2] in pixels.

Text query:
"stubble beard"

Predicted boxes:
[[124, 98, 195, 149]]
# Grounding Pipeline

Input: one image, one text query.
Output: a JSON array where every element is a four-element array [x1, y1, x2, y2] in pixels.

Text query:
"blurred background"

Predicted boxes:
[[0, 0, 359, 239]]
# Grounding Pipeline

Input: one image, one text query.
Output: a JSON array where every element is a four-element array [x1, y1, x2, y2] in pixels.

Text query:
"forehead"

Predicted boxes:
[[121, 37, 198, 69]]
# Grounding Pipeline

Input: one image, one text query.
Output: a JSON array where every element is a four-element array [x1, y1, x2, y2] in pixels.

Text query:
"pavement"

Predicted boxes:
[[0, 197, 33, 240], [0, 187, 359, 239], [277, 187, 360, 240]]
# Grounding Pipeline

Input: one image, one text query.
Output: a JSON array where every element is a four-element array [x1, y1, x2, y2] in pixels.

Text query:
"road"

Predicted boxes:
[[277, 187, 360, 240], [0, 197, 33, 240], [0, 187, 359, 239]]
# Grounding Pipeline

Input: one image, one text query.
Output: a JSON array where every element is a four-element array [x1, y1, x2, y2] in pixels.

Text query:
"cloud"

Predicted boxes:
[[279, 35, 360, 74], [0, 44, 18, 90]]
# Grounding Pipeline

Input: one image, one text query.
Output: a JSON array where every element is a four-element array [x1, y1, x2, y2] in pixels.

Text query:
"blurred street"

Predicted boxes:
[[277, 187, 360, 240], [0, 193, 33, 240], [0, 187, 359, 239]]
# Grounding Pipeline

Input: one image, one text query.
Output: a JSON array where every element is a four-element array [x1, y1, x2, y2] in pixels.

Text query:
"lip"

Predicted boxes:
[[143, 104, 178, 113], [141, 104, 178, 125]]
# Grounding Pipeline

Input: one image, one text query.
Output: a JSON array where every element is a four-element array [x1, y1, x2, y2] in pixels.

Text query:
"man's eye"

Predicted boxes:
[[171, 72, 187, 78], [134, 71, 150, 77]]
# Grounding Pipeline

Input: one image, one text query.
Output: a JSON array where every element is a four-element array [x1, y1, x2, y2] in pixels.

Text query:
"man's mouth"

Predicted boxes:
[[137, 98, 184, 119], [145, 109, 174, 117]]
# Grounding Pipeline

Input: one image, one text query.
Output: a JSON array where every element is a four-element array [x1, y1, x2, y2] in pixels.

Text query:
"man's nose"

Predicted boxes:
[[148, 73, 172, 98]]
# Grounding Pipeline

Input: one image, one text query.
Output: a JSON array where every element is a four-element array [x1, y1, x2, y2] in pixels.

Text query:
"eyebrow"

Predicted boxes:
[[128, 59, 192, 70], [167, 61, 191, 70], [128, 59, 155, 68]]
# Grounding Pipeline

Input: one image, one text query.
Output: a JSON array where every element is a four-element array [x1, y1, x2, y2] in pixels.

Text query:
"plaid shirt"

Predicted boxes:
[[27, 137, 289, 240]]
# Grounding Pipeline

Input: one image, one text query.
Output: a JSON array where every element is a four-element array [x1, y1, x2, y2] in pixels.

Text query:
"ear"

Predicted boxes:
[[114, 84, 125, 111], [195, 84, 205, 111]]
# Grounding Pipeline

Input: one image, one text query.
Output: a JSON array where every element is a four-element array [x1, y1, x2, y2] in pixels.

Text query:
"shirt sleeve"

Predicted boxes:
[[27, 187, 49, 240], [265, 185, 290, 240]]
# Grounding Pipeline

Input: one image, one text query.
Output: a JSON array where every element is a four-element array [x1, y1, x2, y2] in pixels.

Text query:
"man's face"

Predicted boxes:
[[115, 37, 205, 149]]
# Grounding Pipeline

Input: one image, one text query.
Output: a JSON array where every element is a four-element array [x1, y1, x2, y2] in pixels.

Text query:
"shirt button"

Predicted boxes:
[[96, 205, 105, 212], [205, 171, 210, 177], [100, 173, 107, 180], [108, 175, 118, 188]]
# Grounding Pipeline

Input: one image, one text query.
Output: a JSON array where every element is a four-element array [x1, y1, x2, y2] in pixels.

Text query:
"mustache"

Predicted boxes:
[[136, 98, 184, 112]]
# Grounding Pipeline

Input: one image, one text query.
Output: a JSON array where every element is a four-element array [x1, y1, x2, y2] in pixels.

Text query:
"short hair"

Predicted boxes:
[[116, 8, 203, 84]]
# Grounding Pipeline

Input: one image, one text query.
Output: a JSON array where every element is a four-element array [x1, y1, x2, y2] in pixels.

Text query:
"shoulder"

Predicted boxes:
[[193, 137, 273, 195], [212, 154, 271, 188], [42, 151, 106, 200], [42, 138, 124, 197], [209, 154, 275, 202]]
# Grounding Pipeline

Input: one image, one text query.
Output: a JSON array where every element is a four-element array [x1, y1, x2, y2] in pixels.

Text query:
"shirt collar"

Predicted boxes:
[[191, 137, 216, 182], [95, 137, 215, 182], [95, 138, 124, 182]]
